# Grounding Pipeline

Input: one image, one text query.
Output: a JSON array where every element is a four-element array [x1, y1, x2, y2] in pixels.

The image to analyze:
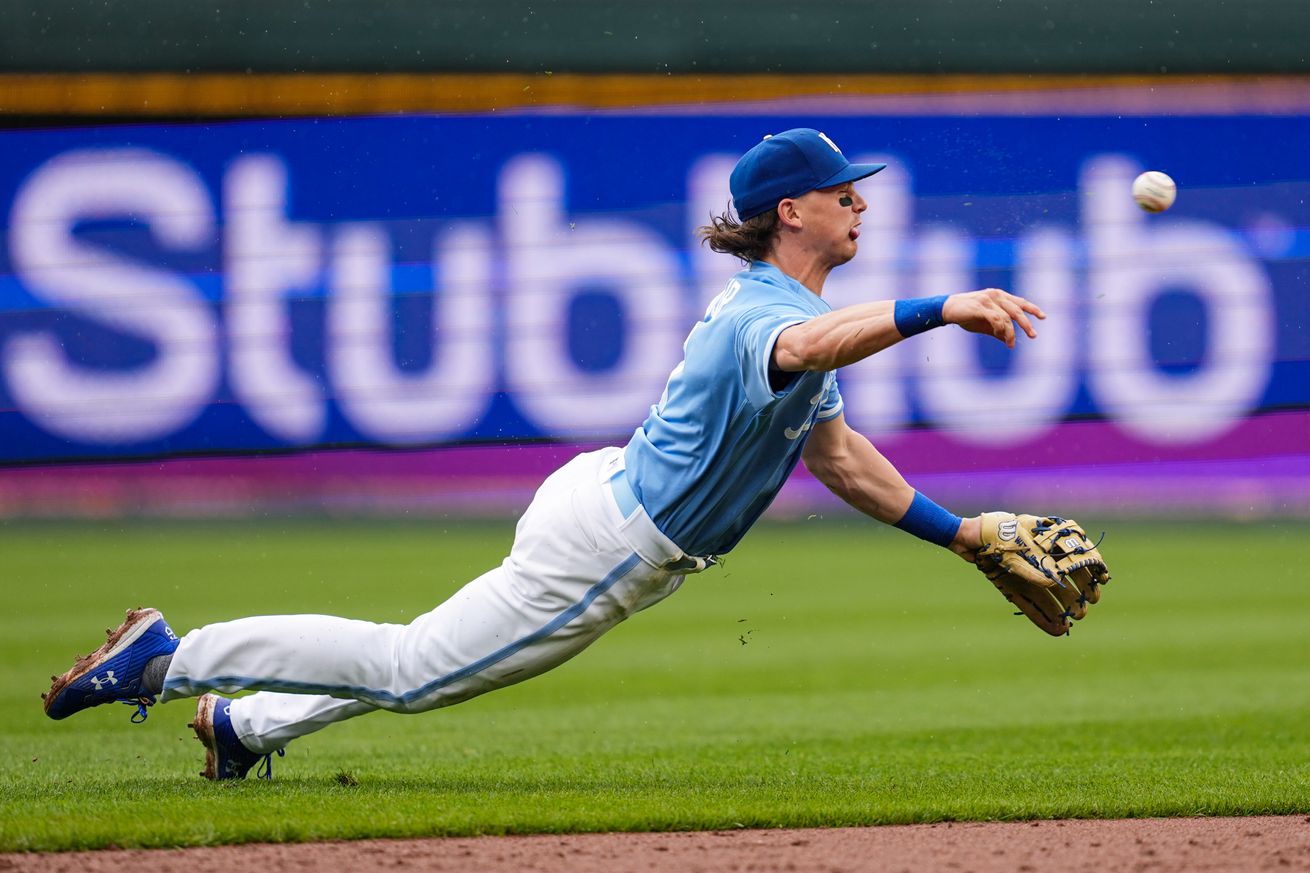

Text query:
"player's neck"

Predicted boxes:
[[760, 250, 832, 297]]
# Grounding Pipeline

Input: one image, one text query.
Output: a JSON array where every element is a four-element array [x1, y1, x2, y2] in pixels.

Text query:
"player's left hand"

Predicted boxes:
[[973, 512, 1112, 636], [942, 288, 1045, 348]]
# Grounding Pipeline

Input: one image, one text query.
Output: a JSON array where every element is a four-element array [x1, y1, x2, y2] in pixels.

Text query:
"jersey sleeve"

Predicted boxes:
[[734, 304, 813, 409], [817, 373, 844, 421]]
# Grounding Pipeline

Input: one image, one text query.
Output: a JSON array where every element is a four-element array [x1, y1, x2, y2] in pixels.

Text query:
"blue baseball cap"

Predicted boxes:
[[730, 128, 887, 221]]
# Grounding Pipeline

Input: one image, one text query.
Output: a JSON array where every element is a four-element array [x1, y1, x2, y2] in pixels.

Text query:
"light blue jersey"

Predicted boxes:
[[623, 261, 843, 557]]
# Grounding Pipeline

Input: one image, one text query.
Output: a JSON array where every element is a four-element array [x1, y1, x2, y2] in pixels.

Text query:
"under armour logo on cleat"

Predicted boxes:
[[89, 671, 118, 690]]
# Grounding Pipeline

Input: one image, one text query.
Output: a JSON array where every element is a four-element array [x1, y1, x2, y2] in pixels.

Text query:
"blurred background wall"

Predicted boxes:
[[0, 1, 1306, 519], [2, 0, 1307, 76]]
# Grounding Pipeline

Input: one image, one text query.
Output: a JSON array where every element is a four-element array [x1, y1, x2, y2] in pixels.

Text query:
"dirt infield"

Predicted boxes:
[[3, 816, 1308, 872]]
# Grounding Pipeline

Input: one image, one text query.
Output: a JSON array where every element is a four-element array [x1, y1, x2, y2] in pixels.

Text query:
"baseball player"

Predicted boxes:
[[42, 128, 1068, 780]]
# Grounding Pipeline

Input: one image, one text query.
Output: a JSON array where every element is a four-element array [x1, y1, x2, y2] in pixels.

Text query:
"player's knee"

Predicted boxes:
[[382, 697, 431, 715]]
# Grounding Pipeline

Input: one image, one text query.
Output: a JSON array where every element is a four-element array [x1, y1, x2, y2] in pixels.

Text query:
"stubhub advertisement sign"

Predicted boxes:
[[0, 114, 1306, 464]]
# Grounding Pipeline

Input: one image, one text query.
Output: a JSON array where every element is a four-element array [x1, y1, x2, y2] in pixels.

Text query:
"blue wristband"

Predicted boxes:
[[893, 295, 949, 338], [893, 491, 963, 547]]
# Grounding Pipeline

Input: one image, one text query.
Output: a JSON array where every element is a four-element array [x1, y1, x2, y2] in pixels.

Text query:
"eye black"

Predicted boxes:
[[838, 195, 853, 207]]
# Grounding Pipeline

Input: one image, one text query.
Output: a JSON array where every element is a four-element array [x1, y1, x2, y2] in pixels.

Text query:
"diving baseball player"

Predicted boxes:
[[43, 128, 1105, 780]]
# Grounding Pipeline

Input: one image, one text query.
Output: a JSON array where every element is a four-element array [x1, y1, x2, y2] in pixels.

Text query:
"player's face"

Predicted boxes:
[[792, 182, 868, 266]]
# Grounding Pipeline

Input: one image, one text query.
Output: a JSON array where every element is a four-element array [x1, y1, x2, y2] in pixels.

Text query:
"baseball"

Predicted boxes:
[[1132, 171, 1176, 212]]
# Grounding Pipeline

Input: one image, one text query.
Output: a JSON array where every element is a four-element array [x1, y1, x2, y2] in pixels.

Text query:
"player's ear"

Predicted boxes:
[[776, 198, 803, 229]]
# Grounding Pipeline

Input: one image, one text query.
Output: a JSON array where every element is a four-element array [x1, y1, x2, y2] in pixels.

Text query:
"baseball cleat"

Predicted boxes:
[[43, 607, 179, 722], [189, 693, 284, 780]]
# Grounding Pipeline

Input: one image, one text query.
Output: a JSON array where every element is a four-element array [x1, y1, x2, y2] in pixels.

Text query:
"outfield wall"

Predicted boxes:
[[0, 100, 1306, 517], [4, 0, 1306, 74]]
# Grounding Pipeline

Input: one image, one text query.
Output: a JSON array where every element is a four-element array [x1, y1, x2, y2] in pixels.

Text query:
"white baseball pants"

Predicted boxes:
[[160, 447, 696, 754]]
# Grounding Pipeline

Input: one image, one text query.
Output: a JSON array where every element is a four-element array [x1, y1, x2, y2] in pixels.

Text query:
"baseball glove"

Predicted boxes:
[[975, 513, 1111, 636]]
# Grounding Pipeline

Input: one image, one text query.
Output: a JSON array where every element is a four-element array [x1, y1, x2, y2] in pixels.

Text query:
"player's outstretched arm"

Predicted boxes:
[[774, 288, 1044, 372], [774, 300, 900, 372]]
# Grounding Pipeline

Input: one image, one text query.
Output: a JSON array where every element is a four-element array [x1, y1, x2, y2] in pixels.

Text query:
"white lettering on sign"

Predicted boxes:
[[0, 146, 1283, 454], [328, 221, 494, 443], [915, 225, 1076, 444], [5, 148, 218, 442], [224, 155, 325, 442], [499, 154, 683, 437], [1083, 156, 1275, 444]]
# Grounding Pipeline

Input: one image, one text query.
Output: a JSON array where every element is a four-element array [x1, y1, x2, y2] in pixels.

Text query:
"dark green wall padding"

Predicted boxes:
[[3, 0, 1307, 74]]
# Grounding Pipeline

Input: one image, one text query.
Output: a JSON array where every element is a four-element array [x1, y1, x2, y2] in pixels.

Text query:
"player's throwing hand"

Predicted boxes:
[[942, 288, 1045, 348]]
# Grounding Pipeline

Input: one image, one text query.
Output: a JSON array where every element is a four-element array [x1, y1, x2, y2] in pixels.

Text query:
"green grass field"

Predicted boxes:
[[2, 517, 1308, 851]]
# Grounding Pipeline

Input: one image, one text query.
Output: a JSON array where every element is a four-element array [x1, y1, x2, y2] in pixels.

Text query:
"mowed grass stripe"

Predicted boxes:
[[1, 518, 1306, 850]]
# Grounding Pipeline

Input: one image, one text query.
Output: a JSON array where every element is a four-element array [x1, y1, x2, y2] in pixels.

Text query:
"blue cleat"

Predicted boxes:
[[190, 693, 284, 780], [43, 608, 179, 722]]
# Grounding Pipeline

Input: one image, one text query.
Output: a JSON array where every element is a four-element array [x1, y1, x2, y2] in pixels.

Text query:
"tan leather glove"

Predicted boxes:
[[976, 513, 1111, 636]]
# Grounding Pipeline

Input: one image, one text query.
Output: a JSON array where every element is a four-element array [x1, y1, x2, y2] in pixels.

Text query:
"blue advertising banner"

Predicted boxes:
[[0, 114, 1306, 464]]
